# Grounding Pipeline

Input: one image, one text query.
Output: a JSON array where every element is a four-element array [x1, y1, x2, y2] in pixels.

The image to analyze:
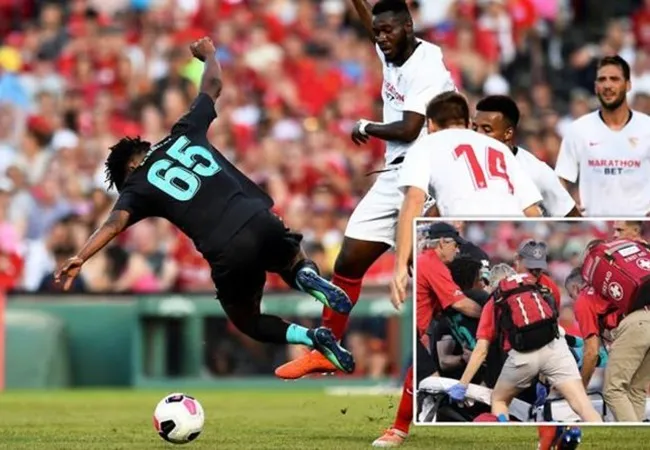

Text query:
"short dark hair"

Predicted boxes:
[[426, 91, 470, 128], [597, 55, 631, 81], [448, 258, 482, 291], [476, 95, 520, 128], [372, 0, 410, 19], [105, 136, 151, 192]]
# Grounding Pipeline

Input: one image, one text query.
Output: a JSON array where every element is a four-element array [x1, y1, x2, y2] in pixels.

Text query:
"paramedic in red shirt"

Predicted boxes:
[[416, 222, 483, 337], [513, 240, 562, 302], [448, 267, 602, 423], [566, 267, 619, 389]]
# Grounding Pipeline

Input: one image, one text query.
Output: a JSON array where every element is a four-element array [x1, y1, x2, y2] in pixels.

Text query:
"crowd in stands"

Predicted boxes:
[[1, 0, 648, 295]]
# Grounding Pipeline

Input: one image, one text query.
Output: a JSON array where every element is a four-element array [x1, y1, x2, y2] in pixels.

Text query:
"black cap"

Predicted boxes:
[[425, 222, 468, 245]]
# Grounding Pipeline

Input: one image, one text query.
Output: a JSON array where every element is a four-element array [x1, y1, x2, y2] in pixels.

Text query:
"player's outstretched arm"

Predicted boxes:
[[190, 37, 223, 101], [54, 210, 130, 291], [391, 186, 426, 308], [349, 0, 375, 41], [353, 112, 425, 145]]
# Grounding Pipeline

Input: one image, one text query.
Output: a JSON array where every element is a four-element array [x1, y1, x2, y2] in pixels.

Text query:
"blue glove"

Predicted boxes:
[[448, 383, 468, 402], [535, 382, 548, 407]]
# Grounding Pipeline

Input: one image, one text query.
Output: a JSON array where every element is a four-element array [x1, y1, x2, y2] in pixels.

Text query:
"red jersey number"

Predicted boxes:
[[453, 145, 514, 194]]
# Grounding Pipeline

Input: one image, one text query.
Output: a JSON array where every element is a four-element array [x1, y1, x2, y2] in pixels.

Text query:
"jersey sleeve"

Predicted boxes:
[[427, 264, 466, 311], [171, 93, 218, 135], [535, 157, 576, 216], [555, 127, 581, 183], [416, 256, 435, 337], [476, 299, 496, 342], [398, 139, 432, 196], [111, 186, 153, 227], [403, 58, 456, 116], [573, 292, 600, 339], [506, 151, 543, 210]]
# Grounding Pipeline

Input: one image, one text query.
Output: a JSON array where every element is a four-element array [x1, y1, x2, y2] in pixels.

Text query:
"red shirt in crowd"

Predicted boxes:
[[634, 4, 650, 51], [416, 250, 465, 337], [0, 252, 23, 292], [573, 286, 620, 341]]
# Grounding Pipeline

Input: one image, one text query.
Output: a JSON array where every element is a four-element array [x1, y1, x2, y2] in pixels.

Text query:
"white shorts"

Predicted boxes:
[[344, 169, 403, 247]]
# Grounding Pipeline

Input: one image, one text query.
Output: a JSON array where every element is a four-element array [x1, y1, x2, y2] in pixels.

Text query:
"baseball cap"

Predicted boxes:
[[425, 222, 468, 245], [517, 239, 548, 270]]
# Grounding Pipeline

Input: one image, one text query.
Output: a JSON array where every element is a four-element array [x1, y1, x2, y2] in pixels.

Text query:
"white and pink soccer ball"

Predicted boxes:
[[153, 393, 205, 444]]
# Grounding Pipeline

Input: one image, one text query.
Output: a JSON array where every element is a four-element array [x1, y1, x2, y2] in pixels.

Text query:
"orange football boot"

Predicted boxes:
[[274, 349, 338, 379]]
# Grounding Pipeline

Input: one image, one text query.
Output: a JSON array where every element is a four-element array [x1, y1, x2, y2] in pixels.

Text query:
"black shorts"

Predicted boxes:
[[208, 209, 303, 308]]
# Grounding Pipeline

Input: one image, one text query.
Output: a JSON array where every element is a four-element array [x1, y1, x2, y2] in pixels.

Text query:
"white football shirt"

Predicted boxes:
[[376, 39, 456, 165], [555, 110, 650, 216], [398, 129, 543, 216], [515, 147, 576, 217]]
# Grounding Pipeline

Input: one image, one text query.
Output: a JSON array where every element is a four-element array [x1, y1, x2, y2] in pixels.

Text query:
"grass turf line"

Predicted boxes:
[[0, 390, 648, 449]]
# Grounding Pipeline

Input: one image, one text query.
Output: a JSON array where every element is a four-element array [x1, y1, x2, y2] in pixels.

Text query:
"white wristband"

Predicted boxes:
[[358, 119, 373, 136]]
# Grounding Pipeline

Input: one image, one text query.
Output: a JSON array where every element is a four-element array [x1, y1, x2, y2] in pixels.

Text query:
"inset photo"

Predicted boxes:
[[413, 219, 650, 425]]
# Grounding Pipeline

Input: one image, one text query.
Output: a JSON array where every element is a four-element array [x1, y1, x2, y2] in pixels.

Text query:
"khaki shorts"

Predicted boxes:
[[497, 338, 581, 390]]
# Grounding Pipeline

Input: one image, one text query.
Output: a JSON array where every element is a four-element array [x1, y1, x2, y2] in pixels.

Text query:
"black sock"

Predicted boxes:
[[233, 314, 291, 344], [280, 258, 320, 290]]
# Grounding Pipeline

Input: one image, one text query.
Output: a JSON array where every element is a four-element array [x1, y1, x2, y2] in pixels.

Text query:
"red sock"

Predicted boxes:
[[537, 426, 557, 450], [322, 273, 362, 340], [393, 365, 414, 434]]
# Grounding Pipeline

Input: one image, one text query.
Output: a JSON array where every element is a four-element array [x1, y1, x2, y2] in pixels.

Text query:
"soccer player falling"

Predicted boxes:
[[54, 37, 357, 375]]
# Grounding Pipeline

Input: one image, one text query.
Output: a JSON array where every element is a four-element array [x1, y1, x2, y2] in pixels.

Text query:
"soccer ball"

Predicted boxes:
[[153, 393, 204, 444]]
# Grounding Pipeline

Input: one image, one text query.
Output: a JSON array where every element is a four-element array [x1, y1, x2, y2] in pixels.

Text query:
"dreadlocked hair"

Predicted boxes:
[[105, 136, 151, 192], [448, 257, 482, 291]]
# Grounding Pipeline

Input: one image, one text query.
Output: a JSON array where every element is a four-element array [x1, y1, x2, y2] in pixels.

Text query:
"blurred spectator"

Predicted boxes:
[[0, 0, 645, 300]]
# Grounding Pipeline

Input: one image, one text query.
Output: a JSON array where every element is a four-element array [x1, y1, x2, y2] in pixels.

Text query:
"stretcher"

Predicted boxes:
[[417, 376, 650, 423]]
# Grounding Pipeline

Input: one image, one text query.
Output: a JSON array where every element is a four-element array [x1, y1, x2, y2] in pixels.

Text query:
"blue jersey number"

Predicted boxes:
[[147, 136, 221, 201]]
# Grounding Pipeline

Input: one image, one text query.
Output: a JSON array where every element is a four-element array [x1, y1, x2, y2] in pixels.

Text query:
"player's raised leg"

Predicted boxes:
[[275, 237, 389, 379], [281, 249, 353, 315], [218, 272, 355, 375]]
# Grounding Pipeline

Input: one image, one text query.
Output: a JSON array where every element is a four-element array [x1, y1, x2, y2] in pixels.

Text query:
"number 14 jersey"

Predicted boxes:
[[398, 128, 542, 216], [112, 93, 273, 257]]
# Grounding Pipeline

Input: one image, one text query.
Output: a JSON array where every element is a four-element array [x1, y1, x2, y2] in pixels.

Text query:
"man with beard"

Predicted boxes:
[[555, 56, 650, 216]]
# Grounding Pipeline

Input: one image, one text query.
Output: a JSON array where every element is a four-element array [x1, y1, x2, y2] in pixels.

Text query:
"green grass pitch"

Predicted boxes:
[[0, 389, 648, 449]]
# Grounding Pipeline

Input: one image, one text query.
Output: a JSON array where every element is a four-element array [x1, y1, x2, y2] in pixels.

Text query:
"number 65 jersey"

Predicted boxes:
[[112, 93, 273, 257], [398, 128, 542, 216]]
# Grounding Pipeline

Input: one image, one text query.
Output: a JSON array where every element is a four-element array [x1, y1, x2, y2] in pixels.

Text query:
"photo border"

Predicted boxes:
[[411, 216, 650, 427]]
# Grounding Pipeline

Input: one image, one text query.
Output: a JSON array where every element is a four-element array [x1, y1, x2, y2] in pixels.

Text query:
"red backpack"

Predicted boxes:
[[492, 273, 559, 352], [581, 239, 650, 315]]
